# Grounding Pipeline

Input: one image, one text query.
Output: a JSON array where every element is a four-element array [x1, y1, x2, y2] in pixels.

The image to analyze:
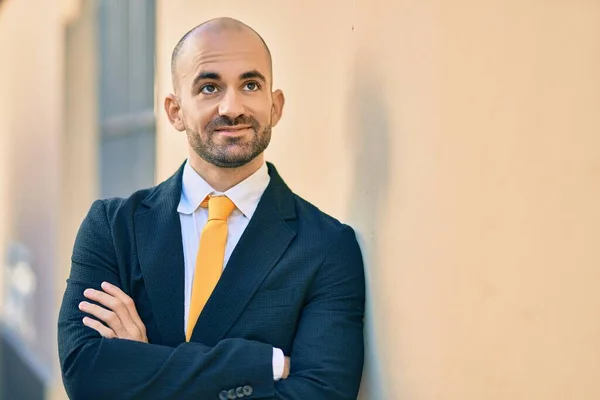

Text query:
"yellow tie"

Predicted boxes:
[[186, 195, 235, 341]]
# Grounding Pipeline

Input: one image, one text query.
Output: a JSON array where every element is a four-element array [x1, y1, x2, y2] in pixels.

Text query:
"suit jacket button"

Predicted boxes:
[[227, 389, 237, 399], [219, 390, 229, 400], [243, 385, 253, 396], [235, 386, 245, 398]]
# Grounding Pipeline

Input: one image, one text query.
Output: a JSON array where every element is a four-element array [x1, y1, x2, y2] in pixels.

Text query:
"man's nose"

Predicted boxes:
[[218, 89, 244, 120]]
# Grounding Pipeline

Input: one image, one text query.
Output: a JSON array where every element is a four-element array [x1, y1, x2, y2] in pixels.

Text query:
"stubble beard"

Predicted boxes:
[[187, 123, 272, 169]]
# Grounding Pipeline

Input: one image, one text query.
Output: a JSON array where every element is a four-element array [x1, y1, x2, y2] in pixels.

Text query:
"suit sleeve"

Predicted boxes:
[[272, 225, 366, 400], [57, 200, 275, 400]]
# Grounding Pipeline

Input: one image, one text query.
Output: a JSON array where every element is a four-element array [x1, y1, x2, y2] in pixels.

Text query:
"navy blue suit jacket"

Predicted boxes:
[[58, 162, 365, 399]]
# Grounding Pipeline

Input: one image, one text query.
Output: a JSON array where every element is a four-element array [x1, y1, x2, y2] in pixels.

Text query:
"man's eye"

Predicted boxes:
[[243, 82, 260, 91], [200, 84, 219, 94]]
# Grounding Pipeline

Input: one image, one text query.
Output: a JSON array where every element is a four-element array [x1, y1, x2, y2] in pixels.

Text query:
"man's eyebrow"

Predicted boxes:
[[240, 70, 267, 83], [192, 71, 222, 88]]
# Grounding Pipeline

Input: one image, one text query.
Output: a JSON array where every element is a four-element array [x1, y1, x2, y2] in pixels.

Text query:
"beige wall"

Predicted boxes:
[[0, 0, 64, 369], [0, 0, 12, 310], [0, 1, 96, 399], [156, 1, 600, 399]]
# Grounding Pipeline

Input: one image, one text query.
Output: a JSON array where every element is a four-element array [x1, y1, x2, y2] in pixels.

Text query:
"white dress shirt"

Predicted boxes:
[[177, 160, 285, 381]]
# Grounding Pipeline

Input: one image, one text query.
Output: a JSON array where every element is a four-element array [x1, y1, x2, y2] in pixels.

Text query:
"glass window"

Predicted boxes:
[[97, 0, 156, 198]]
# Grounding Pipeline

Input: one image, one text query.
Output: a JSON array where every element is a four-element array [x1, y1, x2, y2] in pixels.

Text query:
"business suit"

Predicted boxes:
[[58, 162, 366, 399]]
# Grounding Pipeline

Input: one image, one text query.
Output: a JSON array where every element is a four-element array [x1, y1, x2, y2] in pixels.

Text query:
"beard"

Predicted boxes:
[[186, 115, 272, 168]]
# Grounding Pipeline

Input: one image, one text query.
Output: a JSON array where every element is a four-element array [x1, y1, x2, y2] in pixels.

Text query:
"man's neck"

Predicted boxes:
[[188, 153, 265, 192]]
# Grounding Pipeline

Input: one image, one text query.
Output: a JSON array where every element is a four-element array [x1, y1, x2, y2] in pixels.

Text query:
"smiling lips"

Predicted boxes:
[[214, 125, 252, 136]]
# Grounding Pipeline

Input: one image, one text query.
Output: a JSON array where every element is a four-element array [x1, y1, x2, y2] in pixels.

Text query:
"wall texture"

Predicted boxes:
[[0, 1, 97, 399], [0, 0, 64, 371], [165, 1, 600, 399]]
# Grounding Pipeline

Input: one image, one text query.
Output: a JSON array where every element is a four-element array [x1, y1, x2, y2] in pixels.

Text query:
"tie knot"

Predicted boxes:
[[201, 196, 235, 221]]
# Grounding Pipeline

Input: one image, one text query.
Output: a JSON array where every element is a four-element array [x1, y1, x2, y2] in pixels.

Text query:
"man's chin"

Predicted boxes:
[[204, 151, 260, 169]]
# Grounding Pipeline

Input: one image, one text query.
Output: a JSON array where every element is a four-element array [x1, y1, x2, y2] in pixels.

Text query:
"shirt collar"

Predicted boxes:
[[177, 160, 270, 219]]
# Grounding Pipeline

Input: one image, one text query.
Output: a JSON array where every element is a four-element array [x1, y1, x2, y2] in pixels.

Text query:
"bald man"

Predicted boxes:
[[58, 18, 365, 400]]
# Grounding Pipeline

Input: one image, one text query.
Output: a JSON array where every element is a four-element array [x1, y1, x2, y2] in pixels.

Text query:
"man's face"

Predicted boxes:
[[170, 29, 283, 168]]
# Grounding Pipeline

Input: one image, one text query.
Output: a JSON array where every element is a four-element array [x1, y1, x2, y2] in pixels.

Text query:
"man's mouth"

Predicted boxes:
[[215, 125, 251, 131], [214, 125, 253, 136]]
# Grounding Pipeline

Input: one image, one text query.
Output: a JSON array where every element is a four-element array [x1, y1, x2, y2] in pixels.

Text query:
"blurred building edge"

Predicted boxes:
[[0, 0, 92, 398], [0, 0, 156, 399]]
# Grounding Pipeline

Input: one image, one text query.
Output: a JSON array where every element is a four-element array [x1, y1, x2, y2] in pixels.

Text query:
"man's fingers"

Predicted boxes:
[[84, 284, 147, 342], [79, 301, 125, 335], [101, 282, 142, 319], [82, 317, 116, 339], [83, 287, 141, 337], [100, 282, 146, 334], [83, 288, 124, 315]]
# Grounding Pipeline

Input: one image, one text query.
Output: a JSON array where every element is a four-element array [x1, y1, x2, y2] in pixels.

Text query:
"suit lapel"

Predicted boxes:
[[134, 163, 186, 346], [190, 163, 297, 345]]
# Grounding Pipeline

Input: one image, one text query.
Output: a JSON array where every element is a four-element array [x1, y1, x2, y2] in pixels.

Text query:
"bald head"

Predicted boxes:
[[163, 17, 286, 174], [170, 17, 273, 91]]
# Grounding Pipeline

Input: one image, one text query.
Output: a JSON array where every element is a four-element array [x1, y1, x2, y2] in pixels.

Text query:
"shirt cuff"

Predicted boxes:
[[272, 347, 285, 381]]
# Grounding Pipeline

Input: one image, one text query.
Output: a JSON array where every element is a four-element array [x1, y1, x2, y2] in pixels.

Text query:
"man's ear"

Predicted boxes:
[[164, 94, 186, 131], [270, 89, 285, 127]]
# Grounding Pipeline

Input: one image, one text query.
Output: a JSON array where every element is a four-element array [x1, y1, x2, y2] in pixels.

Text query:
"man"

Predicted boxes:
[[58, 17, 365, 400]]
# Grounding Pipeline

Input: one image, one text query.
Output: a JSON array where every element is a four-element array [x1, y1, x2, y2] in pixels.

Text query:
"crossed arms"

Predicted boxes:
[[58, 200, 365, 399]]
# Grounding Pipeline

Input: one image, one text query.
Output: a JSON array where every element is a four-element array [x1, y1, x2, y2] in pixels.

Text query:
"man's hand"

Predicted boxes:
[[79, 281, 148, 343], [283, 356, 291, 379]]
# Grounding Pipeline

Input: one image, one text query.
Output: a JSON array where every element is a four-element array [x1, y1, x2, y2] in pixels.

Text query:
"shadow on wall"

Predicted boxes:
[[346, 50, 391, 400]]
